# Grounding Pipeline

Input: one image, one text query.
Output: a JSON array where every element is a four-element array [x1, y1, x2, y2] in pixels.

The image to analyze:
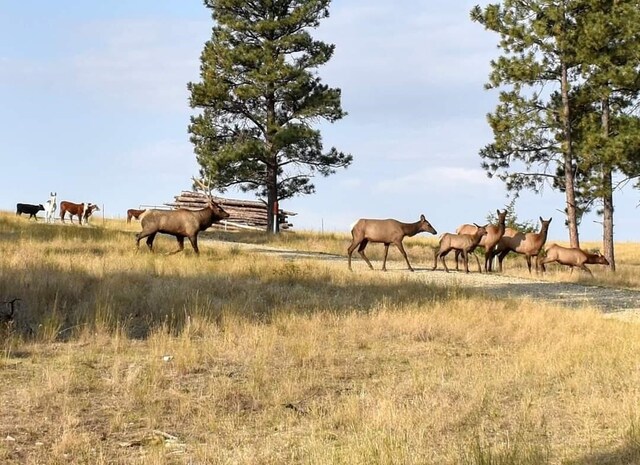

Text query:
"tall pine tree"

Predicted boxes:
[[471, 1, 583, 247], [571, 0, 640, 270], [188, 0, 352, 232]]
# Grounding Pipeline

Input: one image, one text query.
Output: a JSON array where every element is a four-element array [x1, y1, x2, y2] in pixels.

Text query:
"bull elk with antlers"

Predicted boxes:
[[135, 178, 230, 255]]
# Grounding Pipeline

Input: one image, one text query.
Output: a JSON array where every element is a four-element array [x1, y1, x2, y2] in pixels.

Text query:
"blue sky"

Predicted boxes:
[[2, 0, 639, 241]]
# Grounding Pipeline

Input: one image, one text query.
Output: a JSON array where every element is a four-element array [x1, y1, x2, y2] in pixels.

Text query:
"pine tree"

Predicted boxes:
[[471, 1, 584, 247], [188, 0, 352, 232], [570, 0, 640, 270]]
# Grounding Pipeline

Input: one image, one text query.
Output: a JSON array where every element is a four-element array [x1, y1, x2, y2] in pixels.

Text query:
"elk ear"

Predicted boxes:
[[420, 214, 425, 221], [496, 209, 500, 215], [539, 216, 543, 223]]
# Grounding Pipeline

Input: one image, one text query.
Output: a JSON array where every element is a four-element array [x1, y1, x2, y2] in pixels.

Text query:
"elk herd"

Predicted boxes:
[[13, 192, 609, 276], [347, 210, 610, 276]]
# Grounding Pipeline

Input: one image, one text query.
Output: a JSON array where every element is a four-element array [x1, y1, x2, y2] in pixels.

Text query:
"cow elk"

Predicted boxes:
[[135, 197, 230, 255], [540, 244, 609, 276], [432, 224, 488, 273], [347, 214, 437, 272], [454, 209, 507, 272], [494, 217, 552, 273]]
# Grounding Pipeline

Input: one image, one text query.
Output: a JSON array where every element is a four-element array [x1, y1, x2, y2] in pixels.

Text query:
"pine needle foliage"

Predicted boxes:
[[188, 0, 352, 232]]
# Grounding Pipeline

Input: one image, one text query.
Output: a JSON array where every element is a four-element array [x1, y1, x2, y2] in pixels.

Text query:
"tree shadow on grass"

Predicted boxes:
[[564, 440, 640, 465], [470, 281, 640, 314]]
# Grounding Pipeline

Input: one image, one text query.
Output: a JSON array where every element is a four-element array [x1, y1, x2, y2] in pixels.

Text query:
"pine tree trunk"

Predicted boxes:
[[602, 169, 615, 271], [266, 86, 279, 234], [560, 61, 580, 248], [601, 98, 615, 271], [266, 163, 278, 234]]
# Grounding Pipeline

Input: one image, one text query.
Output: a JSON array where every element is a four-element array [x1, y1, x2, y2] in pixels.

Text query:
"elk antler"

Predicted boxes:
[[192, 176, 207, 192], [192, 176, 215, 199]]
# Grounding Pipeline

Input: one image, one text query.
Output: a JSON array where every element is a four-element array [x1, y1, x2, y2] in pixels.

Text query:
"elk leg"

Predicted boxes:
[[395, 241, 414, 272], [146, 233, 157, 252], [441, 248, 451, 273], [473, 252, 482, 273], [525, 255, 532, 274], [135, 230, 149, 251], [485, 248, 494, 272], [539, 257, 551, 273], [497, 250, 509, 273], [454, 250, 461, 271], [188, 235, 199, 255], [580, 264, 593, 277], [461, 250, 469, 273], [357, 240, 373, 270], [169, 236, 185, 255], [347, 238, 361, 270], [382, 243, 391, 271]]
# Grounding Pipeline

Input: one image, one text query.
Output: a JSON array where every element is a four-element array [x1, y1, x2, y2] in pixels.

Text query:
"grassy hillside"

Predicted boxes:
[[1, 212, 640, 464]]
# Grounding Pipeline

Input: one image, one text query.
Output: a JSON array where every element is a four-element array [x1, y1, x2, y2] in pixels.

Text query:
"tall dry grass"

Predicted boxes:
[[1, 212, 640, 464]]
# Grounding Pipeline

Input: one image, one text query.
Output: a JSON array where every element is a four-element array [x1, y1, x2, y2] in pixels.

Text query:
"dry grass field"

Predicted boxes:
[[1, 211, 640, 464]]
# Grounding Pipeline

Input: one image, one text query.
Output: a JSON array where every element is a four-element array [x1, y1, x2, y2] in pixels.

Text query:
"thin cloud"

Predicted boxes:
[[375, 167, 498, 195], [71, 19, 209, 112], [115, 139, 197, 173]]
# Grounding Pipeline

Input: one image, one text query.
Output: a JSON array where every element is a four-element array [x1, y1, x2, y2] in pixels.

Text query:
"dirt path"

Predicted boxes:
[[232, 242, 640, 317], [412, 267, 640, 314]]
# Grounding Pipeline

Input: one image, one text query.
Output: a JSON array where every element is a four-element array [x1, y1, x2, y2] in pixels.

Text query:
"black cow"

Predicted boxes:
[[16, 203, 45, 220]]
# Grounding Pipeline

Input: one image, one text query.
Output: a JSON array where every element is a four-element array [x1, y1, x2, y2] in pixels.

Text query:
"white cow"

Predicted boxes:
[[44, 192, 57, 223]]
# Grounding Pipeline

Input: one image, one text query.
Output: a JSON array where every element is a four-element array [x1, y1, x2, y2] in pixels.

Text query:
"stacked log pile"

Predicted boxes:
[[167, 191, 296, 231]]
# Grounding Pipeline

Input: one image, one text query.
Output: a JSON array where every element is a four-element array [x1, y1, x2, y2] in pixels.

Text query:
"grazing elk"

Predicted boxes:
[[135, 197, 230, 255], [127, 208, 146, 224], [494, 217, 552, 273], [432, 224, 488, 273], [60, 201, 99, 225], [43, 192, 57, 223], [16, 203, 44, 220], [347, 214, 437, 272], [540, 244, 609, 276], [454, 209, 507, 272]]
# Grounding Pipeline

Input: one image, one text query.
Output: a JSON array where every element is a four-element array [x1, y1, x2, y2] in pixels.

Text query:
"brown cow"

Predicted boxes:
[[127, 208, 146, 224], [60, 201, 100, 225]]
